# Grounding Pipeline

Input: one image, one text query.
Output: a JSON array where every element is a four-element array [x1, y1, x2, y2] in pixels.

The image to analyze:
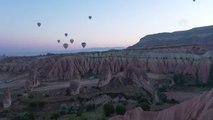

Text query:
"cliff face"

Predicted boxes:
[[110, 89, 213, 120]]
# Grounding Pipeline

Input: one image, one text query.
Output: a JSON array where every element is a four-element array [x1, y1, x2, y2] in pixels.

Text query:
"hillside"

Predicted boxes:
[[128, 25, 213, 52], [111, 89, 213, 120]]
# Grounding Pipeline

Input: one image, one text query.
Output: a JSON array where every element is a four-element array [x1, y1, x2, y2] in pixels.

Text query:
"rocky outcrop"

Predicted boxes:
[[27, 54, 212, 94], [110, 89, 213, 120], [0, 52, 212, 96], [2, 88, 12, 108], [70, 80, 81, 95], [25, 69, 40, 91]]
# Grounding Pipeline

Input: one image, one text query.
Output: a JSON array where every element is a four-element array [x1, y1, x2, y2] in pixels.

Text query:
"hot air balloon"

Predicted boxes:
[[63, 43, 68, 49], [81, 42, 86, 48], [64, 33, 68, 37], [193, 0, 195, 1], [57, 40, 60, 43], [70, 39, 74, 44], [37, 22, 41, 27], [88, 16, 92, 20]]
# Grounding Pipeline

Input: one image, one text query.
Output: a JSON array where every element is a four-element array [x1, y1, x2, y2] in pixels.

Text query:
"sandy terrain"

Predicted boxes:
[[0, 73, 28, 90], [147, 73, 171, 80], [32, 79, 99, 92]]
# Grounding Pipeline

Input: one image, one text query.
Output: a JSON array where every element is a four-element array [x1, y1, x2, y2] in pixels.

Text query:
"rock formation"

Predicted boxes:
[[25, 69, 40, 91], [26, 55, 212, 89], [110, 89, 213, 120], [70, 80, 81, 95], [2, 88, 12, 108], [0, 52, 212, 97]]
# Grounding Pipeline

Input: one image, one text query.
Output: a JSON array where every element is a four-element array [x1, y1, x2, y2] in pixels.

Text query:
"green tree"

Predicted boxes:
[[103, 103, 115, 117], [137, 98, 150, 111], [208, 63, 213, 85], [49, 113, 60, 120], [116, 105, 126, 115]]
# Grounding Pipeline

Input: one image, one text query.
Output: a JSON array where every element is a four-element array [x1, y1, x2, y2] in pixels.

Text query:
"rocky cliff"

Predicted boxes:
[[110, 89, 213, 120]]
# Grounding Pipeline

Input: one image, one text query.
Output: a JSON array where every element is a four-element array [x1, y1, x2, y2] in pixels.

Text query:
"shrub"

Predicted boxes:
[[37, 101, 45, 108], [158, 92, 167, 102], [167, 99, 179, 104], [28, 101, 45, 109], [29, 102, 37, 108], [49, 113, 60, 120], [65, 88, 70, 96], [155, 102, 163, 105], [28, 94, 34, 99], [103, 103, 115, 117], [173, 73, 193, 86], [85, 104, 96, 111], [16, 94, 22, 97], [158, 87, 166, 92], [173, 73, 185, 85], [139, 101, 150, 111], [59, 104, 80, 115], [208, 63, 213, 85], [68, 114, 88, 120], [116, 105, 126, 115], [96, 116, 107, 120], [59, 103, 69, 115], [44, 94, 49, 97], [137, 98, 150, 111], [11, 112, 35, 120]]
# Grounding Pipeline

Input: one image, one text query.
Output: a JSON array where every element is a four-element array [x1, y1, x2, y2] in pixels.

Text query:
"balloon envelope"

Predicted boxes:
[[81, 42, 86, 48], [64, 33, 68, 37], [57, 40, 60, 43], [37, 22, 41, 27], [63, 43, 68, 49], [89, 16, 92, 19], [70, 39, 74, 44]]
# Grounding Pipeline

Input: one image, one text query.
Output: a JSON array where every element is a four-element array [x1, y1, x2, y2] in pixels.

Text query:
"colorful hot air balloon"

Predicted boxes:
[[37, 22, 41, 27], [64, 33, 68, 37], [63, 43, 68, 49], [81, 42, 86, 48], [70, 39, 74, 44], [57, 40, 60, 43], [88, 16, 92, 20]]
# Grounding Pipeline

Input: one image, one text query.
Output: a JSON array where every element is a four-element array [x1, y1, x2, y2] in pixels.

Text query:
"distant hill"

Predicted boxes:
[[3, 47, 125, 56], [128, 25, 213, 49]]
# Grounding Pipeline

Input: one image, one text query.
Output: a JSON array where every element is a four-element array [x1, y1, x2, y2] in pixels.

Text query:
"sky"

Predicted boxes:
[[0, 0, 213, 56]]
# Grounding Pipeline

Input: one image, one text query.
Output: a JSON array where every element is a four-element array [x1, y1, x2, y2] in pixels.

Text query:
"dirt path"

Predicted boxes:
[[0, 73, 28, 89], [33, 79, 99, 92]]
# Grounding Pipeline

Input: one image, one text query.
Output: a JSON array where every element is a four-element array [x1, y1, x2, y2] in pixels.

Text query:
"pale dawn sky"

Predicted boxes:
[[0, 0, 213, 55]]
